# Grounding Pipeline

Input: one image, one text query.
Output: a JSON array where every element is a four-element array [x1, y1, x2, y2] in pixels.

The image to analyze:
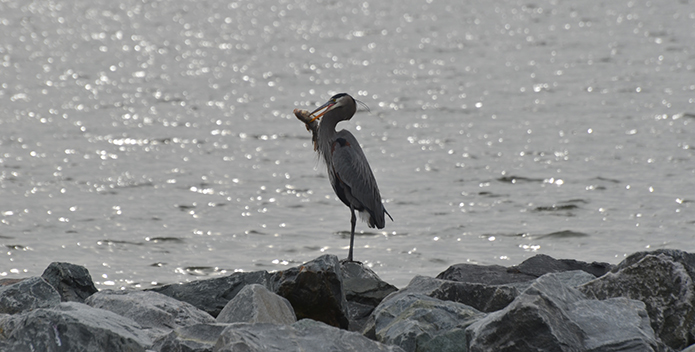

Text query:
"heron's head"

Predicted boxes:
[[309, 93, 356, 123]]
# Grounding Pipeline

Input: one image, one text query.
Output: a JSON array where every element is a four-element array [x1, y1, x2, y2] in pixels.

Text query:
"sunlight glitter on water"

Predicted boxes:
[[0, 0, 693, 289]]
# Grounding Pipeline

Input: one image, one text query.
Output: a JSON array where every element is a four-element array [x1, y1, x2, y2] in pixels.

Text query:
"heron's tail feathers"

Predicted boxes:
[[364, 207, 393, 229]]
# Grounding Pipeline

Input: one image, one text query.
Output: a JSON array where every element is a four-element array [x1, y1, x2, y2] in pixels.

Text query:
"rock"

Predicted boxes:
[[149, 270, 273, 317], [85, 289, 215, 341], [341, 261, 398, 307], [269, 254, 349, 329], [152, 322, 230, 352], [216, 284, 296, 324], [512, 253, 613, 278], [341, 261, 398, 331], [436, 263, 537, 285], [214, 319, 405, 352], [436, 254, 612, 287], [41, 262, 98, 303], [372, 293, 484, 352], [466, 273, 670, 352], [0, 277, 60, 314], [0, 302, 151, 351], [382, 275, 519, 313], [580, 253, 695, 350]]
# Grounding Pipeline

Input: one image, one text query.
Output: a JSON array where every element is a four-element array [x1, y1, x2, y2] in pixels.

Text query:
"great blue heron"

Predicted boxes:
[[299, 93, 393, 262]]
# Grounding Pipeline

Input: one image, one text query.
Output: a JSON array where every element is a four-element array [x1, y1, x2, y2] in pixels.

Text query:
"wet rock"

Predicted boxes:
[[214, 319, 405, 352], [466, 274, 669, 352], [149, 270, 273, 317], [0, 302, 151, 351], [341, 261, 398, 331], [512, 253, 613, 278], [383, 275, 518, 313], [41, 262, 98, 303], [580, 252, 695, 350], [436, 254, 611, 287], [341, 261, 398, 307], [152, 322, 230, 352], [436, 263, 537, 285], [216, 284, 296, 324], [86, 289, 215, 341], [269, 254, 349, 329], [0, 277, 60, 314], [372, 293, 484, 352]]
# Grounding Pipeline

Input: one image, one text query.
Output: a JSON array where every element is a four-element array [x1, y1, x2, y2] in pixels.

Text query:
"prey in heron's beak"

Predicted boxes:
[[309, 101, 335, 123]]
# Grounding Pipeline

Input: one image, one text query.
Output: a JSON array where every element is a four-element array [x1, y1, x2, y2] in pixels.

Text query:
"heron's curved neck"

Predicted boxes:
[[317, 112, 341, 160]]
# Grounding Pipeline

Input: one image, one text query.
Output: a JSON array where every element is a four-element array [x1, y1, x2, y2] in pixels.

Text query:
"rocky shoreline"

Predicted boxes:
[[1, 249, 694, 351]]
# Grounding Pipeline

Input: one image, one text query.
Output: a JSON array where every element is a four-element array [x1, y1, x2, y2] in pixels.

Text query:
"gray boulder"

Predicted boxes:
[[466, 273, 670, 352], [372, 293, 484, 352], [152, 323, 230, 352], [341, 261, 398, 331], [41, 262, 98, 303], [214, 319, 405, 352], [149, 270, 273, 317], [86, 289, 215, 341], [580, 252, 695, 350], [436, 263, 537, 285], [512, 253, 613, 278], [436, 254, 611, 286], [341, 261, 398, 307], [382, 275, 519, 313], [0, 277, 60, 314], [216, 284, 296, 324], [0, 302, 151, 351], [269, 254, 349, 329]]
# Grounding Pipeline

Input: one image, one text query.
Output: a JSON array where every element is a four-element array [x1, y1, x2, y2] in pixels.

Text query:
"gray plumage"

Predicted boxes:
[[308, 93, 392, 261]]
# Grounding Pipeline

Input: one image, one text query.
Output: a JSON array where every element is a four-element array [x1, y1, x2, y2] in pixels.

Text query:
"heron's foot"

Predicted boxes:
[[340, 258, 363, 265]]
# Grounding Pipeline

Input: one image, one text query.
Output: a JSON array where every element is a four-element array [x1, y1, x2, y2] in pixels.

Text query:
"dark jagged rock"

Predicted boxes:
[[379, 275, 518, 314], [580, 252, 695, 350], [214, 319, 405, 352], [512, 253, 613, 278], [372, 293, 484, 352], [152, 323, 230, 352], [216, 284, 296, 324], [436, 263, 537, 285], [341, 261, 398, 331], [0, 277, 60, 314], [341, 261, 398, 307], [436, 254, 612, 287], [86, 289, 215, 342], [466, 273, 670, 352], [148, 270, 273, 317], [269, 254, 349, 329], [0, 302, 151, 351], [41, 262, 98, 303]]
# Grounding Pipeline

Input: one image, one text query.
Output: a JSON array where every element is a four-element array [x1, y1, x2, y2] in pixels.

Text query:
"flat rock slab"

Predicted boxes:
[[214, 319, 405, 352], [216, 284, 296, 324], [0, 302, 151, 351], [86, 289, 215, 341], [0, 277, 60, 314]]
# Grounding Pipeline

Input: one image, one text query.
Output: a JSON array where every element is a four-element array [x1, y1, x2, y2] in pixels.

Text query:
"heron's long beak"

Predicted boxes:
[[309, 101, 335, 123]]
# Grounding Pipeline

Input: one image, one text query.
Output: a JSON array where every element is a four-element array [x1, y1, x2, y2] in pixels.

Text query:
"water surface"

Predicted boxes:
[[0, 0, 693, 288]]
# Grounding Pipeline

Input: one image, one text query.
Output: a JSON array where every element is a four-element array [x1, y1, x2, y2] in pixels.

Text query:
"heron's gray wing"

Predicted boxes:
[[330, 130, 386, 227]]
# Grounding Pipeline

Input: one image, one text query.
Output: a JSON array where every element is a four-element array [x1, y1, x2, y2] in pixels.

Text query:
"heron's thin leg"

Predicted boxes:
[[348, 206, 356, 262]]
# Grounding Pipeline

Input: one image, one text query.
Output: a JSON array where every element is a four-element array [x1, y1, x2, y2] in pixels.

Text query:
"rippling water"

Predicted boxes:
[[1, 0, 693, 289]]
